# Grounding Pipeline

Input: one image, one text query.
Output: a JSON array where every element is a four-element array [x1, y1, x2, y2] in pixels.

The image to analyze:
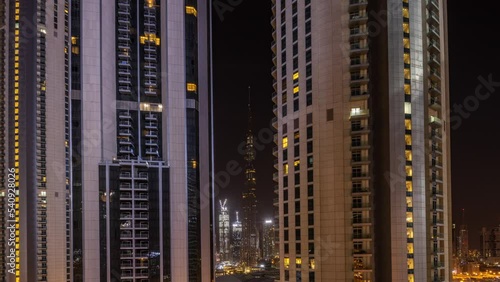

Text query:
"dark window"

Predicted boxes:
[[307, 184, 313, 197], [308, 243, 314, 254], [283, 175, 288, 187], [281, 51, 287, 64], [284, 203, 289, 215], [351, 136, 361, 147], [285, 243, 289, 253], [293, 29, 298, 42], [307, 170, 313, 182], [293, 99, 299, 112], [306, 78, 312, 92], [296, 243, 301, 254], [305, 20, 311, 34], [281, 24, 286, 36], [293, 15, 298, 28], [284, 189, 288, 201], [292, 2, 297, 14], [308, 199, 314, 211], [306, 94, 312, 106], [308, 228, 314, 239], [294, 118, 299, 129], [284, 230, 289, 241], [293, 57, 299, 69], [327, 108, 334, 121], [306, 64, 312, 77], [295, 228, 301, 240], [308, 214, 314, 225], [306, 35, 312, 48], [307, 141, 313, 154], [284, 216, 289, 227], [305, 6, 311, 19], [295, 173, 300, 185], [306, 50, 312, 63], [282, 105, 288, 117], [293, 43, 298, 56], [307, 126, 313, 139], [283, 123, 288, 134], [295, 201, 300, 212], [294, 145, 300, 157], [295, 215, 301, 227], [295, 187, 300, 199], [281, 64, 287, 76], [307, 113, 313, 124]]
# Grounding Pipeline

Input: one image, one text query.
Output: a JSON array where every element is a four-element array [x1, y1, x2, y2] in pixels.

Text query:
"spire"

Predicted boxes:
[[247, 86, 252, 130], [236, 211, 239, 222]]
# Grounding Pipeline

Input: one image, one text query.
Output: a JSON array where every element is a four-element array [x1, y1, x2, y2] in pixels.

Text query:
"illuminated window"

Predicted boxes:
[[405, 135, 412, 146], [405, 119, 412, 130], [407, 243, 414, 254], [404, 53, 411, 65], [407, 258, 414, 269], [403, 38, 410, 49], [293, 86, 299, 94], [187, 83, 197, 92], [284, 257, 290, 269], [404, 102, 412, 114], [71, 36, 78, 45], [282, 137, 288, 149], [406, 197, 413, 207], [283, 164, 289, 174], [294, 160, 300, 167], [406, 212, 413, 223], [404, 68, 411, 79], [405, 150, 412, 161], [292, 72, 299, 80], [186, 6, 197, 17], [405, 166, 412, 177], [309, 258, 315, 270], [407, 228, 414, 238]]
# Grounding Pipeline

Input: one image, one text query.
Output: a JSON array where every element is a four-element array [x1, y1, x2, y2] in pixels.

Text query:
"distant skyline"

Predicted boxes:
[[212, 0, 500, 251]]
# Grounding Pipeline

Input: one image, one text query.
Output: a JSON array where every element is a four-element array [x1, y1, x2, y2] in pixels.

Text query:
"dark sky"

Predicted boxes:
[[212, 1, 500, 249]]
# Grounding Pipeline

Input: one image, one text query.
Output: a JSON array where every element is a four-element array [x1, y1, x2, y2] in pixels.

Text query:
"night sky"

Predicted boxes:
[[212, 1, 500, 249]]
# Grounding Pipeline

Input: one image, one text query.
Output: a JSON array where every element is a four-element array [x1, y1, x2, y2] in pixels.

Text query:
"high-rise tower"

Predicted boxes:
[[271, 0, 452, 281], [218, 199, 230, 262], [0, 1, 214, 281], [241, 88, 260, 267], [231, 211, 242, 263]]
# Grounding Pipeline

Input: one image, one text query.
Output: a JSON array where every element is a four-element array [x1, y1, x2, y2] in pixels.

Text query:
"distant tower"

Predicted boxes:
[[241, 87, 260, 267], [262, 219, 277, 260], [232, 211, 243, 263], [219, 199, 230, 262]]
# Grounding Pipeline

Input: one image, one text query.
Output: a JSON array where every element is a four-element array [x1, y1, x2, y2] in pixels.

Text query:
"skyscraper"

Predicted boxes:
[[231, 211, 242, 264], [241, 92, 260, 267], [218, 199, 230, 262], [262, 219, 277, 260], [0, 1, 214, 281], [271, 0, 452, 281]]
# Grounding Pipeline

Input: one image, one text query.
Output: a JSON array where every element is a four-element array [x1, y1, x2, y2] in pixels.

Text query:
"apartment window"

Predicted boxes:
[[285, 244, 289, 253], [351, 120, 362, 131], [305, 6, 311, 19], [308, 213, 314, 225], [307, 126, 313, 139], [296, 243, 301, 254], [296, 229, 301, 240], [306, 94, 312, 106], [295, 173, 300, 185], [281, 24, 286, 36], [353, 212, 362, 223], [292, 15, 298, 28], [305, 0, 311, 5], [292, 2, 297, 14], [294, 131, 300, 143], [307, 141, 313, 154], [295, 201, 300, 212], [295, 187, 300, 199], [306, 50, 312, 63], [295, 215, 301, 227], [293, 57, 299, 69], [354, 242, 363, 252], [352, 136, 361, 147], [281, 64, 287, 76], [293, 43, 298, 56], [308, 228, 314, 240], [309, 272, 315, 282], [284, 189, 288, 201], [281, 11, 286, 23], [284, 230, 289, 241], [353, 228, 363, 239], [307, 113, 313, 124], [308, 199, 314, 211], [305, 20, 311, 34], [306, 64, 312, 77], [308, 243, 314, 254], [281, 51, 287, 64], [284, 216, 289, 228], [307, 170, 313, 183], [306, 78, 312, 92], [293, 99, 299, 112], [293, 29, 298, 42], [307, 184, 313, 197], [353, 197, 362, 208], [283, 123, 288, 134], [283, 175, 288, 187], [284, 203, 289, 215], [281, 0, 285, 10], [294, 118, 299, 129], [352, 151, 361, 162], [352, 166, 362, 177], [305, 35, 311, 48], [294, 145, 300, 158]]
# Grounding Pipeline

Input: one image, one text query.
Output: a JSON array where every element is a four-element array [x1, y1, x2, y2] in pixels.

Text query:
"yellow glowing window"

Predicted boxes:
[[405, 135, 412, 146], [406, 212, 413, 223], [292, 72, 299, 80], [404, 102, 412, 114], [405, 119, 412, 130], [191, 160, 197, 168], [283, 257, 290, 268], [405, 150, 412, 161], [309, 258, 316, 270], [406, 228, 414, 238], [14, 62, 19, 68], [146, 0, 155, 7], [407, 243, 414, 254], [15, 15, 19, 20], [187, 83, 197, 92], [402, 8, 409, 18], [14, 149, 19, 154], [294, 160, 300, 167], [42, 176, 46, 182], [407, 258, 414, 269], [404, 69, 411, 79], [406, 197, 413, 207], [404, 53, 410, 64], [406, 181, 413, 192], [403, 38, 410, 49], [293, 86, 299, 94], [283, 164, 289, 174], [403, 23, 410, 33], [296, 258, 302, 265], [282, 137, 288, 149], [15, 2, 19, 7], [15, 43, 19, 48], [408, 274, 415, 282], [186, 6, 197, 17], [405, 166, 412, 177]]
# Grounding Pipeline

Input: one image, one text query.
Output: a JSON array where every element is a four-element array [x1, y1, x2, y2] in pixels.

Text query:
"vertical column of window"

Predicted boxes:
[[143, 112, 159, 160], [117, 0, 132, 99], [401, 1, 416, 281], [0, 1, 6, 276], [349, 0, 369, 99], [118, 110, 135, 160], [63, 1, 71, 280], [36, 0, 49, 279], [304, 0, 312, 107], [142, 0, 159, 98], [426, 0, 444, 280], [349, 0, 372, 279], [291, 1, 298, 113], [12, 1, 21, 280]]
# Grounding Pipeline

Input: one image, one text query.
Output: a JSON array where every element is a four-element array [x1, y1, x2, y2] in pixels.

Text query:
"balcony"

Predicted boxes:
[[350, 75, 370, 86], [349, 27, 368, 39], [136, 172, 148, 180], [350, 108, 370, 119], [145, 113, 157, 121], [349, 12, 368, 25], [429, 97, 441, 110], [349, 0, 368, 11], [351, 142, 370, 150], [119, 146, 134, 154], [350, 91, 370, 101], [432, 188, 444, 197], [119, 111, 132, 119], [429, 85, 441, 97], [119, 121, 133, 128], [352, 203, 372, 210], [119, 137, 133, 146], [145, 149, 159, 155], [272, 117, 278, 129], [350, 59, 369, 71], [429, 116, 442, 128], [119, 129, 132, 136], [119, 86, 132, 94], [136, 183, 148, 191], [145, 131, 158, 138], [352, 187, 371, 194], [351, 173, 371, 181], [135, 194, 149, 201], [427, 11, 439, 25], [428, 0, 439, 12], [144, 122, 158, 129], [120, 172, 132, 179], [350, 43, 369, 55], [428, 26, 440, 40]]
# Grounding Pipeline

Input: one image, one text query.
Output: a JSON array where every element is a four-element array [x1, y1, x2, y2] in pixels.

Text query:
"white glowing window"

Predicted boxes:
[[404, 102, 412, 114]]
